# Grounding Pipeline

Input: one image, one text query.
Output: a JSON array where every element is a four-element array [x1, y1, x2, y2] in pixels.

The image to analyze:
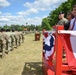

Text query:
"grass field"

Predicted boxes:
[[0, 33, 43, 75]]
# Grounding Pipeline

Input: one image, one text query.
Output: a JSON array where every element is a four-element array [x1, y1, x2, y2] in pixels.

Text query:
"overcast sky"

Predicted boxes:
[[0, 0, 67, 26]]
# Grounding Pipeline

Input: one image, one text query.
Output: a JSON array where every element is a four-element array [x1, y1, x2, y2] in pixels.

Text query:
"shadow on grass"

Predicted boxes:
[[22, 62, 43, 75], [0, 55, 2, 58]]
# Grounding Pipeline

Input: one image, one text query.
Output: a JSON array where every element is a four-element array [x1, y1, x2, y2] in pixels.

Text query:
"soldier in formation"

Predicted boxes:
[[0, 29, 25, 58]]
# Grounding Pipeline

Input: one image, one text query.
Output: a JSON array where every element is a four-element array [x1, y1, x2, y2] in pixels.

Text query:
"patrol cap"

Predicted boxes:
[[59, 11, 64, 15]]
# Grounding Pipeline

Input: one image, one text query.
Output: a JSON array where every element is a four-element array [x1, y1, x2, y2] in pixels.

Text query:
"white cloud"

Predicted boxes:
[[0, 0, 10, 8], [17, 8, 38, 16], [17, 0, 67, 16], [26, 17, 43, 25], [0, 13, 44, 26], [0, 0, 67, 26], [0, 17, 10, 22], [24, 0, 67, 11]]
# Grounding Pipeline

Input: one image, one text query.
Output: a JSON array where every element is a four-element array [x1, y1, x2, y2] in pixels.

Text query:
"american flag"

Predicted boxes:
[[43, 32, 55, 60]]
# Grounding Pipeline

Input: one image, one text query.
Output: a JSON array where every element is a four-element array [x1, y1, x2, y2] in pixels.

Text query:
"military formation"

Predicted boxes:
[[0, 29, 25, 58]]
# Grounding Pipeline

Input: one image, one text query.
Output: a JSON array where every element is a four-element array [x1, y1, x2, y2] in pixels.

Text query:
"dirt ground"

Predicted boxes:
[[0, 33, 43, 75]]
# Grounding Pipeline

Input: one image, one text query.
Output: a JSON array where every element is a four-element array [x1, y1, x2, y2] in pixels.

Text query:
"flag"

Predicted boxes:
[[60, 34, 76, 71], [43, 32, 55, 60]]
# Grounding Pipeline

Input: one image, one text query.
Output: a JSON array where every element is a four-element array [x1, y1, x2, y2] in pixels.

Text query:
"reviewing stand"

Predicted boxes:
[[42, 25, 74, 75]]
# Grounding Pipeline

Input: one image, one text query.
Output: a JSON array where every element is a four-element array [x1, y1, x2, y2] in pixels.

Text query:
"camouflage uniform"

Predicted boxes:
[[11, 32, 17, 48], [14, 32, 20, 48], [0, 32, 6, 57], [21, 32, 25, 43], [57, 18, 68, 25], [4, 32, 12, 52], [10, 32, 15, 50], [17, 32, 22, 46]]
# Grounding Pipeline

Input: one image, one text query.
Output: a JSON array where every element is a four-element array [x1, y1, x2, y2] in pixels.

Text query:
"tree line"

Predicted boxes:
[[1, 0, 76, 31], [0, 24, 42, 31], [41, 0, 76, 30]]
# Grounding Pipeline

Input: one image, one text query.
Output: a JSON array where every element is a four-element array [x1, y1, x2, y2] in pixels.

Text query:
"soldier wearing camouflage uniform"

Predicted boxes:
[[5, 29, 12, 52], [21, 31, 25, 43], [0, 28, 6, 57], [57, 11, 68, 25]]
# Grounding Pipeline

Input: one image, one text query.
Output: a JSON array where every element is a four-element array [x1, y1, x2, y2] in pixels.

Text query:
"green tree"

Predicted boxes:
[[41, 18, 51, 30], [71, 0, 76, 8], [0, 26, 2, 31], [36, 25, 42, 31], [30, 24, 36, 30], [42, 0, 75, 27], [3, 24, 10, 30]]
